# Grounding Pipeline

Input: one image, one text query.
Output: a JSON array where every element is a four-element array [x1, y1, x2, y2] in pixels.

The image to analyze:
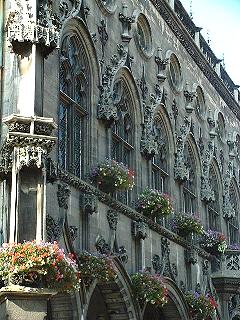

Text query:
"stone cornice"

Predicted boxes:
[[150, 0, 240, 119], [50, 162, 209, 259]]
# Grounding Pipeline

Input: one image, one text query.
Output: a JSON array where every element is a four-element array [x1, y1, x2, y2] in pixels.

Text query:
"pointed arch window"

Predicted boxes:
[[58, 34, 90, 178], [111, 79, 134, 166], [183, 142, 197, 214], [152, 117, 169, 192], [111, 79, 134, 204], [208, 165, 220, 230], [228, 181, 240, 244]]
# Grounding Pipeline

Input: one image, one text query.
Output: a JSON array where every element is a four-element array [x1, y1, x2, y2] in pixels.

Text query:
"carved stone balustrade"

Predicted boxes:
[[212, 250, 240, 297]]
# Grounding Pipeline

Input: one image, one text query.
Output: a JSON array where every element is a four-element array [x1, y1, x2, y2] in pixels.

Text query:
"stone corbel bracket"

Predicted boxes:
[[6, 0, 61, 55], [0, 114, 56, 176], [132, 220, 148, 240], [79, 193, 97, 215]]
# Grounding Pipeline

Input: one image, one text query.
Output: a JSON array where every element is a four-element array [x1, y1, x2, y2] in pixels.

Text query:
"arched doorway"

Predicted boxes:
[[84, 258, 140, 320]]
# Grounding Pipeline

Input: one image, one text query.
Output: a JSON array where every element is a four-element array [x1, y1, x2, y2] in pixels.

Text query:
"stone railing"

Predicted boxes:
[[211, 250, 240, 278]]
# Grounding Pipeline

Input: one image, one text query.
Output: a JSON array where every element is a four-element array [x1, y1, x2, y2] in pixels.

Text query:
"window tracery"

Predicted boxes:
[[183, 142, 197, 214], [152, 117, 169, 192], [111, 79, 134, 203], [58, 34, 90, 178]]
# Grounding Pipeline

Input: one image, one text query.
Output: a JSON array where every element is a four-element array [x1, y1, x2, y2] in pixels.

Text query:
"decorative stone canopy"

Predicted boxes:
[[0, 114, 56, 176]]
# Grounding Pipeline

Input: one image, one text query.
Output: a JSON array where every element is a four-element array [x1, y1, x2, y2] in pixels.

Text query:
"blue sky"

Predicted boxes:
[[180, 0, 240, 85]]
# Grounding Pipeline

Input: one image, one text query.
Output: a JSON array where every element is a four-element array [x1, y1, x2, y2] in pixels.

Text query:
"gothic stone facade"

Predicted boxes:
[[0, 0, 240, 319]]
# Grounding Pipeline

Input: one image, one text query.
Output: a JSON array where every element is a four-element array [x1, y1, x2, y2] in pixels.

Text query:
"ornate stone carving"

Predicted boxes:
[[151, 0, 240, 121], [97, 45, 127, 125], [98, 19, 109, 58], [223, 162, 235, 218], [226, 253, 240, 271], [69, 226, 78, 242], [59, 0, 82, 21], [0, 115, 56, 175], [174, 117, 191, 182], [107, 210, 119, 230], [201, 141, 215, 202], [57, 183, 71, 209], [117, 246, 128, 264], [152, 237, 177, 281], [46, 215, 62, 242], [155, 48, 169, 83], [46, 157, 58, 183], [184, 83, 195, 113], [229, 295, 240, 319], [79, 193, 97, 215], [132, 220, 148, 240], [185, 248, 197, 265], [7, 0, 61, 55], [119, 3, 135, 43], [95, 235, 111, 255], [140, 78, 162, 159]]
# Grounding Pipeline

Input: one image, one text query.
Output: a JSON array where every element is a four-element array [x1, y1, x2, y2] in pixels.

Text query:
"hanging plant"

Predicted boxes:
[[78, 252, 116, 286], [131, 272, 168, 307], [89, 159, 134, 193], [185, 292, 218, 320], [0, 241, 80, 292], [171, 213, 204, 237], [136, 188, 173, 219], [200, 230, 227, 255]]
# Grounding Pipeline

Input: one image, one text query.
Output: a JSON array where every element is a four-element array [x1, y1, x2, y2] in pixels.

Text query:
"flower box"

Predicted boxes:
[[89, 159, 134, 193], [200, 230, 227, 255], [136, 188, 173, 219], [171, 213, 204, 237], [0, 241, 80, 293], [131, 272, 168, 307], [78, 252, 116, 287], [185, 292, 217, 320]]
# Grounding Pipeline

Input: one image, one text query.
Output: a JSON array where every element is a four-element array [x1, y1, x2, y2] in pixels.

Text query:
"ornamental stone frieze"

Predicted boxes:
[[6, 0, 61, 55], [0, 114, 56, 175]]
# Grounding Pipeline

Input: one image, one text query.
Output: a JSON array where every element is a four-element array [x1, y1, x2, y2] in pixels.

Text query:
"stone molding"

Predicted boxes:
[[46, 159, 209, 259]]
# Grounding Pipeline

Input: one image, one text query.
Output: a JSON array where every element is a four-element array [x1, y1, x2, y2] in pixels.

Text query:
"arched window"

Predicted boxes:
[[152, 116, 169, 192], [111, 78, 134, 204], [58, 34, 90, 178], [183, 141, 197, 214], [229, 181, 240, 244], [111, 79, 134, 166], [208, 164, 221, 230]]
